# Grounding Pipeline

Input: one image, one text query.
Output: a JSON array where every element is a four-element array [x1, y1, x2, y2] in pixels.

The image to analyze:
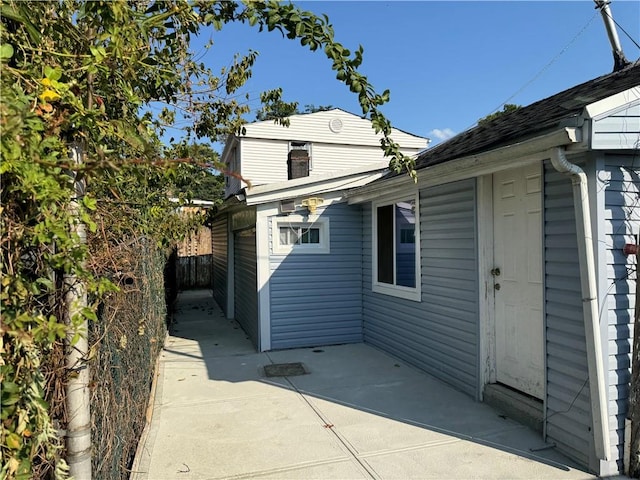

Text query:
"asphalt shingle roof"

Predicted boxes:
[[411, 61, 640, 172]]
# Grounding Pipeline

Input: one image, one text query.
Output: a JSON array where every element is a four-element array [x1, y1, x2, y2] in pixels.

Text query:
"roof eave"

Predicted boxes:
[[347, 127, 581, 204]]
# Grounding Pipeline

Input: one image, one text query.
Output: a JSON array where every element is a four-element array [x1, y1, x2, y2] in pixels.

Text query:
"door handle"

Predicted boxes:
[[491, 268, 501, 277], [495, 283, 501, 291]]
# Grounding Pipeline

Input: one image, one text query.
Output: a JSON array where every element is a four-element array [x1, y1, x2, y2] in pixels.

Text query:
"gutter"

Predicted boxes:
[[549, 147, 611, 468], [347, 128, 581, 204]]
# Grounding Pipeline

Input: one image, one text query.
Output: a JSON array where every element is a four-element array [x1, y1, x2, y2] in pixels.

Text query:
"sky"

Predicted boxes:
[[187, 0, 640, 149]]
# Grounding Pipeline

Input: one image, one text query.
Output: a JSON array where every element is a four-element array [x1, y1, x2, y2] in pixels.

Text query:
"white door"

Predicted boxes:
[[493, 164, 544, 399]]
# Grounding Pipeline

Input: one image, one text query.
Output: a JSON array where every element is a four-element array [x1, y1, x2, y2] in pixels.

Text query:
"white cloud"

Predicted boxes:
[[429, 128, 456, 141]]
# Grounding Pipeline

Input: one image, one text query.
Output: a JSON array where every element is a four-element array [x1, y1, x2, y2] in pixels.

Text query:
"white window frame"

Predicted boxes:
[[272, 214, 330, 254], [372, 193, 421, 302]]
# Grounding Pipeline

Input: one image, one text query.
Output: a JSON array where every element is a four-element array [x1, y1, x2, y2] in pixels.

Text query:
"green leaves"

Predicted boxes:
[[0, 43, 14, 61]]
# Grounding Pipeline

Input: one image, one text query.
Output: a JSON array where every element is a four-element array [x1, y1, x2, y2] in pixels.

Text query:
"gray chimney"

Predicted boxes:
[[593, 0, 631, 71]]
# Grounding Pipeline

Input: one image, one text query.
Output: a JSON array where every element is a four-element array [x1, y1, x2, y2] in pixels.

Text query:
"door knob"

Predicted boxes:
[[491, 268, 501, 277], [495, 283, 501, 291]]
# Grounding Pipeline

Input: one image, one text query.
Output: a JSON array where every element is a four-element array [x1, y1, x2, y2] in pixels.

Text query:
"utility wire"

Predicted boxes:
[[466, 10, 600, 134]]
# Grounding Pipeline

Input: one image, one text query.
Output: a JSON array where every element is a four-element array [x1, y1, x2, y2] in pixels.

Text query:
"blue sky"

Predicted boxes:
[[188, 1, 640, 148]]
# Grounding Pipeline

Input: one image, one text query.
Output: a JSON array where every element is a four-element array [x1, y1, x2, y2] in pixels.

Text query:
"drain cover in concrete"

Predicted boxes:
[[264, 362, 307, 377]]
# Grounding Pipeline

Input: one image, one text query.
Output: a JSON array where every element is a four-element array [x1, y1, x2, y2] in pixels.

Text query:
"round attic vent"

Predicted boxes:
[[329, 117, 343, 133]]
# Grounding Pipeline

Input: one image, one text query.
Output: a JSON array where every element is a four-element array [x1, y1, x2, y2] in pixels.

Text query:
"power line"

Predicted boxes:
[[469, 10, 601, 132]]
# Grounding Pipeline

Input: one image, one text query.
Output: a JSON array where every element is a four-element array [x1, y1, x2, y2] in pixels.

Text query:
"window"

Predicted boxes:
[[288, 142, 311, 180], [279, 226, 320, 245], [373, 195, 421, 301], [272, 215, 329, 254]]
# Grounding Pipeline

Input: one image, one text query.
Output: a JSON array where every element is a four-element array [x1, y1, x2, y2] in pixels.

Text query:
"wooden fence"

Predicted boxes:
[[177, 225, 212, 289]]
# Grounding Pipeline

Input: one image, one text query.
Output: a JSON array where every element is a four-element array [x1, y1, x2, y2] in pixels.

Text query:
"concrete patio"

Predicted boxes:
[[132, 289, 595, 479]]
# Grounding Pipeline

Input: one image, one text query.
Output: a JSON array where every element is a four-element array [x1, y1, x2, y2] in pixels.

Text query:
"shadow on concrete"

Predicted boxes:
[[155, 289, 592, 479]]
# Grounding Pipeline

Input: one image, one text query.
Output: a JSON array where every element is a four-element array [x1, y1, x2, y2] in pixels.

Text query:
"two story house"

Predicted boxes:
[[211, 108, 429, 351]]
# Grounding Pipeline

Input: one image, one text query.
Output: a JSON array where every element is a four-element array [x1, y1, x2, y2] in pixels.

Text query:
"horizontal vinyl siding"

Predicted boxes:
[[602, 153, 639, 469], [243, 109, 427, 149], [363, 179, 479, 398], [544, 160, 592, 469], [592, 103, 640, 150], [234, 230, 259, 349], [309, 143, 395, 175], [241, 138, 289, 186], [212, 214, 228, 315], [239, 137, 421, 188], [269, 202, 363, 349]]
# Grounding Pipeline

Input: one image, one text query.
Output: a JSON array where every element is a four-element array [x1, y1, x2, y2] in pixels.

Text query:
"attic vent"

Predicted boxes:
[[329, 118, 343, 133]]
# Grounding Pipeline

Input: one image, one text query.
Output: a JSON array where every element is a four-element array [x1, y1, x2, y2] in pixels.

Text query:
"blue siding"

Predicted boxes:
[[362, 179, 479, 398], [592, 103, 640, 150], [602, 154, 639, 469], [544, 159, 593, 468], [234, 229, 259, 348], [269, 202, 363, 349], [212, 214, 228, 315]]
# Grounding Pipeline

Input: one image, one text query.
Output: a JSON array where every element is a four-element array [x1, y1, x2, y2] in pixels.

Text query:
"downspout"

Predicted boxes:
[[549, 147, 611, 465]]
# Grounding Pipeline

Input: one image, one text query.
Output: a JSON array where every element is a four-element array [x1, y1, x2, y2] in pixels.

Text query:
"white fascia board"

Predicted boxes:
[[244, 163, 388, 205], [347, 128, 580, 204], [584, 86, 640, 120]]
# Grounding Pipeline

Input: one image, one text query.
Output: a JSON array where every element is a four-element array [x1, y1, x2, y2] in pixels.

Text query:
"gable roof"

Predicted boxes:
[[412, 61, 640, 172], [237, 108, 429, 149]]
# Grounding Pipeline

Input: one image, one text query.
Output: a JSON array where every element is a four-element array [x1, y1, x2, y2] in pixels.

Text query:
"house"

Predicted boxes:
[[220, 108, 428, 197], [211, 64, 639, 475], [210, 108, 429, 348], [345, 61, 640, 475]]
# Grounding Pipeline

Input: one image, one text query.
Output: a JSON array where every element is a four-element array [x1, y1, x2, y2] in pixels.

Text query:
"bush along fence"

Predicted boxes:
[[88, 240, 169, 479]]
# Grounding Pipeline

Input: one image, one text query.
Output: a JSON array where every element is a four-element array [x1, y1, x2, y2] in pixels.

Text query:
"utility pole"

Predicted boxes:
[[64, 142, 92, 479]]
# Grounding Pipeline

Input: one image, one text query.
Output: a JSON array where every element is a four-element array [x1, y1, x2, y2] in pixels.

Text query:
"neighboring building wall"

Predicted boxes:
[[234, 228, 259, 348], [238, 138, 414, 189], [223, 109, 428, 196], [600, 153, 639, 469], [268, 202, 363, 349], [240, 138, 289, 187], [211, 214, 228, 315], [543, 158, 593, 469], [226, 144, 242, 198], [362, 179, 479, 398]]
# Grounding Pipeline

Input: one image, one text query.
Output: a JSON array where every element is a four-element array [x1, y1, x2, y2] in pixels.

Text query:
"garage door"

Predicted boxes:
[[234, 228, 259, 349]]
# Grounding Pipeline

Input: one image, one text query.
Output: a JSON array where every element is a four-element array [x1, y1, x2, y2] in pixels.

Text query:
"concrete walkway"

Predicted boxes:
[[132, 290, 595, 480]]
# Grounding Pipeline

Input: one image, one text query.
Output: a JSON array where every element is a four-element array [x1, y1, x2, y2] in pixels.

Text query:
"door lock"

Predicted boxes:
[[491, 268, 501, 277]]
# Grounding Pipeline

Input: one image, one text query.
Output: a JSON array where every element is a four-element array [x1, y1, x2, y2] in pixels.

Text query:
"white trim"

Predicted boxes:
[[256, 205, 275, 352], [272, 215, 330, 255], [372, 192, 421, 302], [477, 174, 495, 400], [245, 163, 388, 205], [584, 86, 640, 120], [348, 128, 581, 205]]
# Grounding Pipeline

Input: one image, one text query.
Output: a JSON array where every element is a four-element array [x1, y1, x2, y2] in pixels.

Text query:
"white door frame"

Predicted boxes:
[[477, 164, 546, 401], [477, 174, 496, 400]]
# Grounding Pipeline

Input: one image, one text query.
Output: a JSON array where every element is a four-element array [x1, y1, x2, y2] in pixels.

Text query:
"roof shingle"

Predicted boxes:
[[411, 62, 640, 172]]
